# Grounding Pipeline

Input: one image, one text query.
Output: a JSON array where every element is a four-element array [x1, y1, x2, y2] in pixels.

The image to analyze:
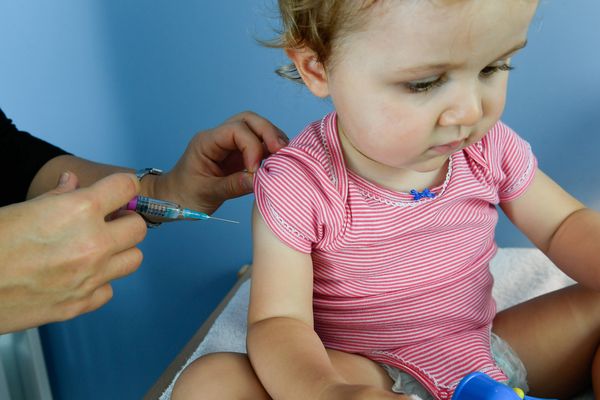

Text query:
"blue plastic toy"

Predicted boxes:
[[452, 372, 556, 400]]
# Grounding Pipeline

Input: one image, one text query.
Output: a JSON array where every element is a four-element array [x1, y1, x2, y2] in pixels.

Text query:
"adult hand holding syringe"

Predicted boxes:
[[1, 111, 287, 335], [0, 172, 146, 334], [125, 195, 238, 225]]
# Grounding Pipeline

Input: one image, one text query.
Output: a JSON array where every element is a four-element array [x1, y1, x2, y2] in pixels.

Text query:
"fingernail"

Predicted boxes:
[[278, 137, 288, 147], [58, 172, 70, 186]]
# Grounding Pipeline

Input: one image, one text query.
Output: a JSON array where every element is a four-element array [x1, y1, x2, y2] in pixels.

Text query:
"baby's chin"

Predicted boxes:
[[408, 154, 453, 174]]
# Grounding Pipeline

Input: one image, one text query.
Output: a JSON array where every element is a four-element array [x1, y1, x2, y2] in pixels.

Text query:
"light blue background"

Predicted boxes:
[[0, 1, 598, 399]]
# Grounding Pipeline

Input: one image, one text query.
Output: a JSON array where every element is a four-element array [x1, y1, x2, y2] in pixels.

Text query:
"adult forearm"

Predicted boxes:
[[547, 208, 600, 289], [247, 316, 346, 400], [26, 155, 158, 199]]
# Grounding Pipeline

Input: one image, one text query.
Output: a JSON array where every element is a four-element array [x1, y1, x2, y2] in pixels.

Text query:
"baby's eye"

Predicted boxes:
[[480, 63, 515, 78], [404, 76, 447, 93]]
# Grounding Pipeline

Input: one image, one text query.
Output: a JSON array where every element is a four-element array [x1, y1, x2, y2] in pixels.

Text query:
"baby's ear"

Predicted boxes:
[[285, 48, 329, 98]]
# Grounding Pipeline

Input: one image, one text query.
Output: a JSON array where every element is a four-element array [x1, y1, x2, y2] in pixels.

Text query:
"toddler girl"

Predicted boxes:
[[173, 1, 600, 399]]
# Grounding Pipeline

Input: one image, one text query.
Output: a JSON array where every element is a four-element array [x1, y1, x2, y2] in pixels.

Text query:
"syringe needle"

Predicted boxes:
[[207, 216, 239, 224], [182, 208, 239, 224]]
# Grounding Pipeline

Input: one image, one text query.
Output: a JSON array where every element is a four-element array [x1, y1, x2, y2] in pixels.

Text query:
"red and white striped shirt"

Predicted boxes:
[[254, 112, 537, 399]]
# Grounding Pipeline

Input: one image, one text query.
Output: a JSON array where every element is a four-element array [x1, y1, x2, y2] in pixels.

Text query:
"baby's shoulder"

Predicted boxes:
[[280, 120, 331, 165], [465, 120, 527, 163], [259, 118, 337, 185], [481, 120, 521, 145], [461, 120, 536, 196]]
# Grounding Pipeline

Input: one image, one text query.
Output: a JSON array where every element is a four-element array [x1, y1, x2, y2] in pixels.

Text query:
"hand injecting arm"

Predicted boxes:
[[27, 111, 288, 215], [0, 111, 286, 333]]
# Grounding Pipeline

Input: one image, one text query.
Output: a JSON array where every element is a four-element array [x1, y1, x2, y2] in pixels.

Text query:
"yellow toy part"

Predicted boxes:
[[513, 387, 525, 399]]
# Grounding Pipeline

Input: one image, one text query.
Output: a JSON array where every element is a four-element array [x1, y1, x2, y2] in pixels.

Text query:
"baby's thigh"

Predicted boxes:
[[171, 352, 270, 400], [493, 284, 600, 397], [326, 348, 394, 390]]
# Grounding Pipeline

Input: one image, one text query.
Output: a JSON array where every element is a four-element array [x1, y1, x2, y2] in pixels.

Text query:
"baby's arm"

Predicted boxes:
[[248, 206, 400, 400], [500, 168, 600, 287]]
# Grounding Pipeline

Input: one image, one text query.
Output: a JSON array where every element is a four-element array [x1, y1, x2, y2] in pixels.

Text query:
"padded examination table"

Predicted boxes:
[[145, 249, 593, 400]]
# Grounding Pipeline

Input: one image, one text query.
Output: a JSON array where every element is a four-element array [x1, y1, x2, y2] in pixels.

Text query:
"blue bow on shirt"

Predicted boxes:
[[410, 188, 436, 201]]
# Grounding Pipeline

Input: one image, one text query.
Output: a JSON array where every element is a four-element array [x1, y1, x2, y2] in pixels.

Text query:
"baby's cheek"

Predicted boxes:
[[478, 95, 506, 138], [490, 97, 507, 121], [485, 80, 508, 120]]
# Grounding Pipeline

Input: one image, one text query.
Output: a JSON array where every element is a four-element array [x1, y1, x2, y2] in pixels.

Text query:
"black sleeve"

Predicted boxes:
[[1, 108, 71, 206]]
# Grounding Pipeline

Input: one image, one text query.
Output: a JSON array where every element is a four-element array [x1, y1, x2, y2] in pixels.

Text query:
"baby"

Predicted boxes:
[[173, 1, 600, 399]]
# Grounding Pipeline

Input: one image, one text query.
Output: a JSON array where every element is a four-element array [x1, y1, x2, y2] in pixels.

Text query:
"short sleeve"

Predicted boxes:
[[480, 121, 538, 202], [254, 150, 328, 254]]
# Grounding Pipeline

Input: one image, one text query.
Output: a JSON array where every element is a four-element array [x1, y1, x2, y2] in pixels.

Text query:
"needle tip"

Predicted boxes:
[[209, 216, 239, 224]]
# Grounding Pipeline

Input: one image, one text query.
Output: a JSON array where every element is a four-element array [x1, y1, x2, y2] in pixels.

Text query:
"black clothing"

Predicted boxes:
[[1, 108, 70, 206]]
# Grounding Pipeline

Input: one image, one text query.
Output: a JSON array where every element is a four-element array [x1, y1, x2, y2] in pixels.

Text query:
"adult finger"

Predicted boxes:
[[61, 284, 115, 320], [37, 171, 80, 199], [85, 173, 141, 215], [98, 246, 144, 285], [208, 113, 288, 172], [210, 171, 255, 200], [227, 111, 289, 154], [53, 171, 80, 193], [106, 211, 147, 253], [84, 284, 114, 314]]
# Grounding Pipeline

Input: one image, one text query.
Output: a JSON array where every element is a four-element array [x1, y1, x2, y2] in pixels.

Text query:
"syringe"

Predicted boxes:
[[125, 196, 238, 224]]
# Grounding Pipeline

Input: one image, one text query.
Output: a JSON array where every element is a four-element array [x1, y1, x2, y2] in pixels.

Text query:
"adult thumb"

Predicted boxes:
[[53, 171, 79, 194], [218, 171, 255, 200]]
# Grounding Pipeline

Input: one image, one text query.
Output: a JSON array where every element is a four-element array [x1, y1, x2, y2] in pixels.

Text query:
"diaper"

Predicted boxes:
[[380, 332, 528, 400]]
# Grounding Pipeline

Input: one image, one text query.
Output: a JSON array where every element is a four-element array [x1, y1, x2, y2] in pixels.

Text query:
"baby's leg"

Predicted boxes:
[[493, 284, 600, 398], [171, 352, 269, 400], [171, 349, 394, 400]]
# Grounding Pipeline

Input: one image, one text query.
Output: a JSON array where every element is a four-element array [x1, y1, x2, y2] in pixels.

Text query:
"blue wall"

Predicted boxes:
[[0, 1, 598, 399]]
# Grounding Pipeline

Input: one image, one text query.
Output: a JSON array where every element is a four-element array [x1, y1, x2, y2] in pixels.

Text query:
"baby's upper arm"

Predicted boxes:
[[248, 205, 315, 327], [500, 168, 584, 251]]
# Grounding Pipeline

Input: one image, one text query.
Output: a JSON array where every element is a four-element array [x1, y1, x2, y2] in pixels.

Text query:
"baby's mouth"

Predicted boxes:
[[429, 139, 464, 154]]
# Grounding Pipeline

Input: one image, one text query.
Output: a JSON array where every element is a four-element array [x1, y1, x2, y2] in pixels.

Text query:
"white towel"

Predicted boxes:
[[159, 248, 592, 399]]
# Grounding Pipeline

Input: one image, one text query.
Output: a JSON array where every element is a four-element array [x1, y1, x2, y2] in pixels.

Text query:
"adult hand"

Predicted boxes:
[[149, 111, 289, 215], [0, 172, 146, 333]]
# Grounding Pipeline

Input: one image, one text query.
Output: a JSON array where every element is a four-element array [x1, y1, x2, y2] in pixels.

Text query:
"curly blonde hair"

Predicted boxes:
[[267, 0, 379, 83]]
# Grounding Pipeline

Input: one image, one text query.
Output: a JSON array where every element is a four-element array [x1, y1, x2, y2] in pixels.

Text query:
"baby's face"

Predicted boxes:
[[325, 0, 538, 178]]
